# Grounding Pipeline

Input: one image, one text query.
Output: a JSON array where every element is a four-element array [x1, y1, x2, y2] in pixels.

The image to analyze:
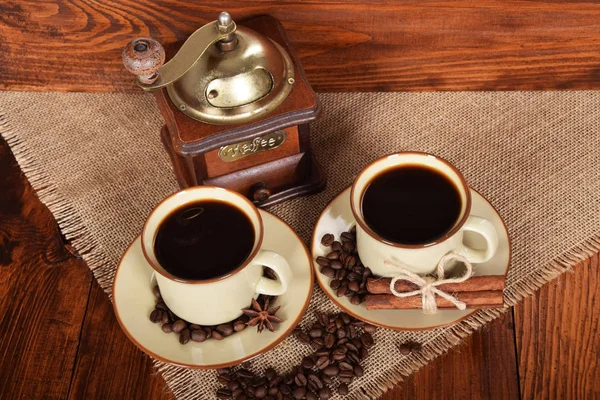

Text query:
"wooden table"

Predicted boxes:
[[1, 1, 600, 398], [0, 135, 599, 399]]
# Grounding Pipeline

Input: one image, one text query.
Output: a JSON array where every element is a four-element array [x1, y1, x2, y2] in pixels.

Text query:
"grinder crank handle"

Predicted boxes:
[[122, 12, 237, 89]]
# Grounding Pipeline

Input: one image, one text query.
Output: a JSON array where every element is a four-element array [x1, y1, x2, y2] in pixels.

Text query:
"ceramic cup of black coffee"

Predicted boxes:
[[141, 187, 293, 326], [350, 152, 499, 276]]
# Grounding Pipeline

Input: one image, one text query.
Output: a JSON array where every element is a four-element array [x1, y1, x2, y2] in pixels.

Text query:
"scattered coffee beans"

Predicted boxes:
[[215, 312, 376, 398], [318, 229, 373, 304], [148, 283, 281, 345], [398, 341, 422, 355]]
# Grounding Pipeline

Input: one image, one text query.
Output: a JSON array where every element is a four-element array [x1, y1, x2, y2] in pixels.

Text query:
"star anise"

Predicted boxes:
[[242, 297, 283, 333]]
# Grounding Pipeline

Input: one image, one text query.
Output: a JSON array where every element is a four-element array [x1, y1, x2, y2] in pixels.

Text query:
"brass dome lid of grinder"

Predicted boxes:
[[122, 12, 295, 125]]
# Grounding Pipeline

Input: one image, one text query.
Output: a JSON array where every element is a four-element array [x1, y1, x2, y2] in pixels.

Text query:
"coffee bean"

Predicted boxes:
[[179, 328, 190, 344], [297, 332, 311, 344], [217, 388, 232, 399], [156, 301, 167, 311], [347, 351, 360, 364], [340, 232, 355, 242], [363, 267, 372, 277], [348, 281, 360, 292], [337, 338, 349, 346], [172, 319, 187, 333], [352, 265, 364, 275], [333, 347, 347, 360], [280, 383, 292, 395], [311, 337, 324, 349], [339, 361, 353, 371], [336, 283, 348, 297], [301, 356, 314, 369], [160, 311, 169, 324], [251, 376, 268, 387], [264, 367, 277, 380], [306, 390, 318, 400], [203, 327, 212, 339], [228, 379, 241, 391], [307, 374, 323, 390], [322, 375, 333, 385], [255, 386, 267, 398], [234, 369, 251, 380], [294, 373, 307, 387], [316, 355, 329, 370], [152, 285, 161, 298], [350, 295, 361, 305], [323, 365, 340, 376], [324, 333, 335, 348], [337, 328, 347, 339], [329, 260, 342, 270], [341, 313, 351, 325], [344, 255, 357, 269], [354, 365, 364, 377], [331, 241, 342, 251], [329, 280, 341, 290], [338, 383, 349, 395], [339, 370, 354, 383], [342, 241, 355, 253], [318, 387, 333, 399], [149, 309, 162, 323], [268, 386, 279, 396], [315, 256, 330, 267], [409, 341, 423, 352], [334, 318, 344, 329], [360, 332, 374, 347], [232, 388, 244, 399], [346, 342, 358, 352], [293, 386, 306, 399], [320, 266, 335, 278], [321, 233, 334, 246], [335, 269, 348, 280], [212, 331, 224, 340], [309, 327, 323, 338], [269, 375, 283, 388], [161, 323, 173, 333], [233, 320, 246, 332], [339, 252, 347, 263], [326, 251, 340, 260], [216, 323, 234, 336], [347, 272, 360, 282], [351, 339, 363, 349], [218, 373, 231, 384], [360, 347, 369, 359], [363, 323, 377, 333]]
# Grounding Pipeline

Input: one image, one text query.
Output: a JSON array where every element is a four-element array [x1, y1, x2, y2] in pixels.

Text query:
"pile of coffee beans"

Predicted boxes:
[[149, 285, 280, 344], [215, 312, 376, 399], [316, 227, 372, 305]]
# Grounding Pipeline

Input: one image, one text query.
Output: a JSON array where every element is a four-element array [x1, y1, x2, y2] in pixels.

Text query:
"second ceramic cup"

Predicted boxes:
[[350, 152, 499, 276], [141, 187, 293, 326]]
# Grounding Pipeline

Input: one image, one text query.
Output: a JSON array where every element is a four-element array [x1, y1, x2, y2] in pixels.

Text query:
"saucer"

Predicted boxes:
[[311, 187, 510, 330], [113, 210, 313, 369]]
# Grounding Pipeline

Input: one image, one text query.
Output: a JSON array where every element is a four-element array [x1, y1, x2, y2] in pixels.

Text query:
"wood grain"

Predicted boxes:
[[383, 311, 520, 400], [68, 279, 173, 400], [514, 254, 600, 399], [1, 1, 600, 92], [0, 139, 91, 399]]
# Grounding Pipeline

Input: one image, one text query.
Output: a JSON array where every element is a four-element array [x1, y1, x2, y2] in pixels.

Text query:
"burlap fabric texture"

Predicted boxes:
[[2, 91, 599, 399]]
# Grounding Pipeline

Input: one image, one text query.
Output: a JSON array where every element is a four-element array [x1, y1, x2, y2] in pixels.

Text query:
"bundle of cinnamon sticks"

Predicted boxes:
[[365, 275, 505, 310]]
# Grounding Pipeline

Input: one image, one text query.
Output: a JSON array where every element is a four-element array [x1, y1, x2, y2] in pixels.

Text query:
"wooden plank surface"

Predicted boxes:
[[514, 254, 600, 399], [0, 134, 598, 399], [1, 1, 600, 92]]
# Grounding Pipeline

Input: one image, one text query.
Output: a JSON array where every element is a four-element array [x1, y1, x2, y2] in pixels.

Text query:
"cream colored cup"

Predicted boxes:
[[350, 152, 499, 276], [141, 187, 293, 326]]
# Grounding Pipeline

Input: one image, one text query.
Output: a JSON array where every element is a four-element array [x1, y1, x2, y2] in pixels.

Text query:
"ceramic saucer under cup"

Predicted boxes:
[[311, 186, 511, 330], [113, 209, 313, 369]]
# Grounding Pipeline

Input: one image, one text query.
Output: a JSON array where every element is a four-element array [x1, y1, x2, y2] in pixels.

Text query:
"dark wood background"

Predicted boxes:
[[1, 136, 599, 399], [1, 1, 600, 92]]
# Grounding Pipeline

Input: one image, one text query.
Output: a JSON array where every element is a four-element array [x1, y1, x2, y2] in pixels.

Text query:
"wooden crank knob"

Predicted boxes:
[[122, 37, 165, 85]]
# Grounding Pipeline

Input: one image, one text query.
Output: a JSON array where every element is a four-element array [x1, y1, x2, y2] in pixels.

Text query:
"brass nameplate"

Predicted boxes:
[[218, 131, 286, 162]]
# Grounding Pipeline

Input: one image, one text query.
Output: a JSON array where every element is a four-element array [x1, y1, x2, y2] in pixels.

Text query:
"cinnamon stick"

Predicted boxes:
[[365, 291, 505, 310], [366, 275, 505, 295]]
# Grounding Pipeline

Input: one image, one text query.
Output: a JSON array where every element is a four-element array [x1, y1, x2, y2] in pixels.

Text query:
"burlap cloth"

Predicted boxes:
[[1, 91, 599, 399]]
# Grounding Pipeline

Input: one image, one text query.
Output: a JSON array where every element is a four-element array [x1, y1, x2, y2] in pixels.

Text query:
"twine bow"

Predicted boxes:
[[386, 253, 473, 314]]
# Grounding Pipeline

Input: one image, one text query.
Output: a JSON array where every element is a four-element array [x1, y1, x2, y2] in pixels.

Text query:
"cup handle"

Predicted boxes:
[[253, 250, 293, 296], [455, 216, 499, 264]]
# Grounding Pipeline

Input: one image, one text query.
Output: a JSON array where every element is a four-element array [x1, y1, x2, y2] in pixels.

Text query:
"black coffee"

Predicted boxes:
[[154, 200, 255, 280], [361, 165, 461, 245]]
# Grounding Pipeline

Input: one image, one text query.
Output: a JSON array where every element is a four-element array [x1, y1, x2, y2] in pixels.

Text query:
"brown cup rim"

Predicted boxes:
[[349, 151, 472, 249], [140, 186, 264, 284]]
